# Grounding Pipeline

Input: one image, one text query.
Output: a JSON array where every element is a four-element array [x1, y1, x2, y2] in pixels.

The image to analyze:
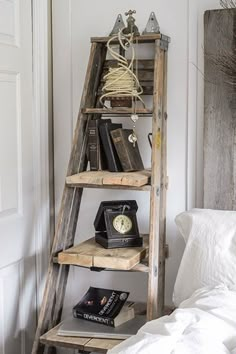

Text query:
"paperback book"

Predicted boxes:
[[58, 315, 146, 339], [73, 287, 130, 327]]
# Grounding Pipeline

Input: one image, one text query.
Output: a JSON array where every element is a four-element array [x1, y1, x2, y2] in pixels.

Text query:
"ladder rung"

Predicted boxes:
[[91, 34, 164, 44], [103, 59, 154, 70], [82, 108, 153, 116]]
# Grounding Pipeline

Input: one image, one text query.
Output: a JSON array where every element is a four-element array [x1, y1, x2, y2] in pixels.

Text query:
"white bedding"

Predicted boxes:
[[108, 285, 236, 354]]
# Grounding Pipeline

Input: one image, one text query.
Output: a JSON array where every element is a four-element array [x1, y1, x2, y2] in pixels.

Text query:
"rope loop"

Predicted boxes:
[[100, 30, 144, 107]]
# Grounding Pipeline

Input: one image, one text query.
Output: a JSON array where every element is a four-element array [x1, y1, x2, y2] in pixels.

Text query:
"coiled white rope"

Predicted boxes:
[[100, 30, 144, 107]]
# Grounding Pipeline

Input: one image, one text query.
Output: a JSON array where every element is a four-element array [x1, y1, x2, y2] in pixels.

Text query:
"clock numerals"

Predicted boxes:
[[112, 215, 133, 234]]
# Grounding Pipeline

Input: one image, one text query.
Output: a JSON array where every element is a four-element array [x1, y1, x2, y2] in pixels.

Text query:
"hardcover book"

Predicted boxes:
[[111, 129, 144, 172], [99, 122, 123, 172], [88, 119, 111, 171], [58, 315, 146, 339], [73, 287, 130, 327]]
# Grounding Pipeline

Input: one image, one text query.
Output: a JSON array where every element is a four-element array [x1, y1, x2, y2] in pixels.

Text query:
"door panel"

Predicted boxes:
[[0, 0, 37, 353], [0, 0, 19, 46], [0, 72, 20, 216]]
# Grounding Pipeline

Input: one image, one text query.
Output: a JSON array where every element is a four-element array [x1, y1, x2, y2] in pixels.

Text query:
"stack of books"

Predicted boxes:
[[73, 287, 134, 327], [88, 118, 144, 172], [58, 287, 146, 339]]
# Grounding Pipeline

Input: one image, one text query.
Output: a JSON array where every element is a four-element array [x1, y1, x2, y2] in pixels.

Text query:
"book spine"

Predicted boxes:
[[111, 129, 132, 172], [99, 124, 122, 172], [88, 120, 99, 171], [73, 310, 115, 327]]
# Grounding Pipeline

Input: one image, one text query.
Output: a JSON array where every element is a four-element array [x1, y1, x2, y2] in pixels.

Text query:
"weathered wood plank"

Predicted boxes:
[[84, 338, 122, 353], [91, 34, 163, 43], [97, 84, 153, 96], [147, 41, 165, 320], [204, 9, 236, 210], [103, 59, 154, 70], [158, 48, 168, 315], [101, 69, 154, 82], [58, 235, 149, 270], [40, 326, 122, 353], [82, 108, 153, 115], [66, 170, 151, 188], [66, 183, 151, 192], [40, 325, 89, 350]]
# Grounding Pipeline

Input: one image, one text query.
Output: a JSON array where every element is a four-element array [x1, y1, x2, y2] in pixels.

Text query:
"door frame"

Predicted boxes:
[[32, 0, 53, 311]]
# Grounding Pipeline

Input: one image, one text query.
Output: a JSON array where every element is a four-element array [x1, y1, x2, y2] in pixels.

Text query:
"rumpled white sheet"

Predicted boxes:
[[108, 285, 236, 354]]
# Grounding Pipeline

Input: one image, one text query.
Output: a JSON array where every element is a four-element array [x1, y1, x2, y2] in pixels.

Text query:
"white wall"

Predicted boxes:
[[52, 0, 221, 311]]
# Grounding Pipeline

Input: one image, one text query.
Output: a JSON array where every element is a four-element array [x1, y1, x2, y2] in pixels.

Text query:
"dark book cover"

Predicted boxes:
[[73, 287, 129, 327], [111, 129, 144, 172], [88, 119, 111, 171], [99, 122, 123, 172]]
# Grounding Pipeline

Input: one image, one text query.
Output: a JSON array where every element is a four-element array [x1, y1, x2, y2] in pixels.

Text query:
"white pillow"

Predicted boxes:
[[173, 208, 236, 306]]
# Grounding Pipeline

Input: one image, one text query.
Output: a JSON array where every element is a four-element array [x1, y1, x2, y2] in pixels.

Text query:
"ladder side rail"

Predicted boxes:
[[32, 42, 107, 354], [158, 48, 168, 315], [147, 41, 165, 320]]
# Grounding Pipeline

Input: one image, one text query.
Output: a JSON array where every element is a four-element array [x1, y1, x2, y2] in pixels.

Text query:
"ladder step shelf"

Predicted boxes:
[[66, 170, 151, 190], [82, 108, 153, 116], [57, 235, 149, 271]]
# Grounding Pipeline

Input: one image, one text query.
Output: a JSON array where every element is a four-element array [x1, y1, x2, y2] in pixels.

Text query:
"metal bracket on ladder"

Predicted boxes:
[[157, 39, 169, 51], [109, 14, 125, 36], [143, 12, 160, 34]]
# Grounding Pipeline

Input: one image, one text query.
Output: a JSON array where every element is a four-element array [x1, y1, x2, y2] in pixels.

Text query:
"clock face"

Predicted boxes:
[[112, 214, 133, 234]]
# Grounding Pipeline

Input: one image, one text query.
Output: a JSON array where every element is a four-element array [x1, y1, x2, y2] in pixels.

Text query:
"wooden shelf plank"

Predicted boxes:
[[58, 236, 149, 270], [66, 183, 151, 192], [91, 34, 171, 44], [66, 170, 151, 190], [82, 108, 153, 116], [84, 338, 123, 353], [40, 325, 89, 350], [40, 325, 121, 353], [53, 257, 149, 273], [40, 303, 174, 353]]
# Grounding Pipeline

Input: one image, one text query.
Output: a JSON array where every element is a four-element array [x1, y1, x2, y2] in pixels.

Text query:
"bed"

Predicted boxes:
[[108, 285, 236, 354], [108, 209, 236, 354]]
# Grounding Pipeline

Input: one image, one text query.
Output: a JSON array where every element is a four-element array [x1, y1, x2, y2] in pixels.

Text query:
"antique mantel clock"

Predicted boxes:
[[94, 200, 143, 249]]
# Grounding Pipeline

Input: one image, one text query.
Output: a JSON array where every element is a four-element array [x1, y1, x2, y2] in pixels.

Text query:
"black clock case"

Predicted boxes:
[[95, 233, 143, 249], [94, 200, 138, 233], [94, 200, 142, 248]]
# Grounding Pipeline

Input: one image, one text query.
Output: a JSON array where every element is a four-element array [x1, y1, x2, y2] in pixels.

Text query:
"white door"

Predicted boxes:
[[0, 1, 36, 353]]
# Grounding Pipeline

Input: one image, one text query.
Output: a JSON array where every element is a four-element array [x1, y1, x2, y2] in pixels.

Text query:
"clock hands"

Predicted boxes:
[[120, 219, 125, 232]]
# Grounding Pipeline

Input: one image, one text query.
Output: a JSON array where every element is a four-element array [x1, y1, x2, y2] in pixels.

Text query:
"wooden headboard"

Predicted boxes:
[[204, 9, 236, 210]]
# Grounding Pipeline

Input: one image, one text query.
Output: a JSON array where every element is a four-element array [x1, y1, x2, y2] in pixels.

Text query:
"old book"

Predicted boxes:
[[58, 315, 146, 339], [74, 302, 135, 327], [111, 129, 144, 172], [88, 119, 111, 171], [72, 287, 130, 327], [99, 122, 123, 172]]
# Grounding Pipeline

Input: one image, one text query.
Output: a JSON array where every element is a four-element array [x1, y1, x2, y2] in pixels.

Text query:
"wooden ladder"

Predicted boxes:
[[32, 33, 169, 354]]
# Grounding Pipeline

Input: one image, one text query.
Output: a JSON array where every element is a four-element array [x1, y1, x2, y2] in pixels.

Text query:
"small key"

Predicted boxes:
[[128, 132, 138, 147]]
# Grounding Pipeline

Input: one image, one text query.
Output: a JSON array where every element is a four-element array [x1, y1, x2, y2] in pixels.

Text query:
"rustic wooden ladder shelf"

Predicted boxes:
[[32, 33, 169, 354]]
